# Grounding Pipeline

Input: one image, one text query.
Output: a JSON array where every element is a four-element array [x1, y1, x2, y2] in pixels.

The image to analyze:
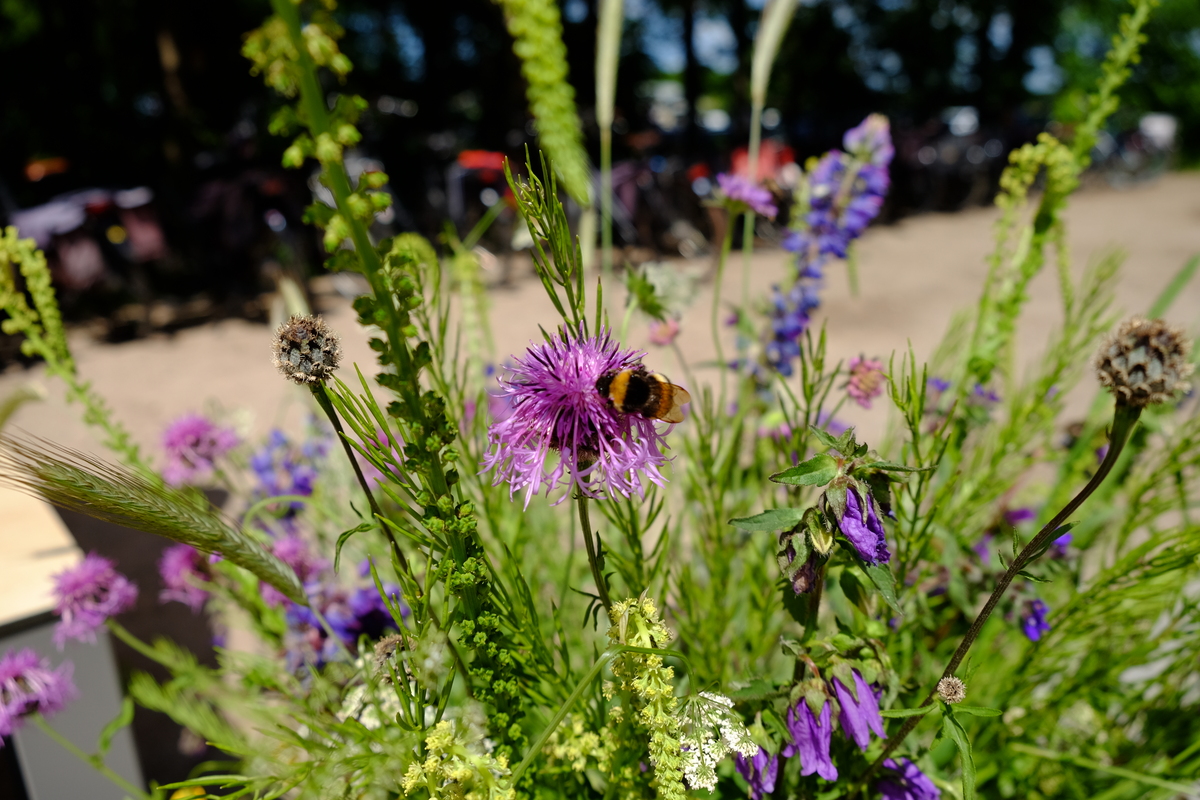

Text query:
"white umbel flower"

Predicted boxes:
[[678, 692, 759, 790]]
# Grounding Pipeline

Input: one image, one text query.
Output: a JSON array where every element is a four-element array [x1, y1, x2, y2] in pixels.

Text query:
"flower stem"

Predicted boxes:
[[867, 401, 1141, 774], [711, 218, 736, 399], [30, 715, 154, 800], [741, 101, 763, 311], [106, 618, 169, 668], [576, 493, 612, 612]]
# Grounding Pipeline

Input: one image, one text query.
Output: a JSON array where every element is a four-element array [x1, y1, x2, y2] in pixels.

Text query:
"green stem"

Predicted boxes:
[[711, 219, 736, 400], [30, 716, 154, 800], [867, 402, 1142, 775], [577, 493, 612, 611], [741, 101, 763, 311], [600, 125, 614, 275], [241, 493, 311, 533], [106, 619, 170, 668]]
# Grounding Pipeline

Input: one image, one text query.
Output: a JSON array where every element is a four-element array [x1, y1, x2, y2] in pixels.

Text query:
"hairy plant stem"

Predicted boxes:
[[576, 491, 612, 612], [867, 401, 1141, 775], [31, 715, 153, 800], [710, 218, 736, 400]]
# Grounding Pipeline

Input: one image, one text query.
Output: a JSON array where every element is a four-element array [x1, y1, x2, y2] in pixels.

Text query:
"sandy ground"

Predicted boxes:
[[2, 171, 1199, 462]]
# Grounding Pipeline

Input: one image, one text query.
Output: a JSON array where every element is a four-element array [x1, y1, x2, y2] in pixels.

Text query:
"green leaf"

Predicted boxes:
[[771, 454, 838, 486], [728, 679, 780, 702], [860, 460, 936, 473], [942, 707, 976, 800], [880, 705, 935, 718], [861, 561, 903, 616], [1016, 570, 1051, 584], [808, 425, 840, 449], [954, 706, 1002, 717], [97, 696, 135, 758], [334, 521, 375, 573], [1147, 253, 1199, 318], [731, 507, 807, 531]]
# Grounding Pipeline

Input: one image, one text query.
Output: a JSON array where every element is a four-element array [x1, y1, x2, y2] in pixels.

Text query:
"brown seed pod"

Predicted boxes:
[[1094, 317, 1193, 408], [272, 315, 342, 386], [936, 676, 966, 704]]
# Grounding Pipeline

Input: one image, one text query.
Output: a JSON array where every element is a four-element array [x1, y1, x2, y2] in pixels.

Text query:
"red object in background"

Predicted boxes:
[[731, 140, 795, 181], [24, 156, 69, 182], [457, 150, 507, 183], [686, 162, 711, 182]]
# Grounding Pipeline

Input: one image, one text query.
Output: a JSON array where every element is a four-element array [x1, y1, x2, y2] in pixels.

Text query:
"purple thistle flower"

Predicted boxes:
[[879, 757, 941, 800], [262, 533, 329, 608], [716, 173, 778, 219], [782, 699, 838, 781], [481, 324, 673, 505], [1022, 599, 1051, 642], [162, 414, 239, 487], [832, 668, 886, 751], [734, 746, 778, 800], [840, 488, 892, 564], [51, 553, 138, 648], [0, 649, 77, 740], [843, 114, 895, 168], [846, 356, 886, 409], [158, 544, 209, 613]]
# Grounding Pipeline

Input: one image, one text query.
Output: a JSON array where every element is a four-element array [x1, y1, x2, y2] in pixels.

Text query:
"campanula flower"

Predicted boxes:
[[832, 668, 886, 751], [782, 699, 838, 781], [879, 757, 941, 800]]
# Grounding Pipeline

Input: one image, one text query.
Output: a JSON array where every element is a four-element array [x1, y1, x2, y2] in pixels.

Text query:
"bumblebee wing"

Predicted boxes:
[[661, 384, 691, 423]]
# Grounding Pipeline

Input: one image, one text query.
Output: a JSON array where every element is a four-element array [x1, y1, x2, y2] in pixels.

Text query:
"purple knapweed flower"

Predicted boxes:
[[158, 544, 209, 613], [1022, 599, 1051, 642], [846, 356, 886, 409], [0, 649, 77, 741], [843, 114, 895, 168], [51, 553, 138, 648], [734, 746, 778, 800], [766, 282, 821, 376], [162, 414, 239, 487], [832, 668, 886, 751], [840, 488, 891, 564], [879, 757, 941, 800], [716, 173, 778, 219], [481, 324, 673, 505], [782, 699, 838, 781], [262, 533, 329, 608], [648, 318, 681, 347]]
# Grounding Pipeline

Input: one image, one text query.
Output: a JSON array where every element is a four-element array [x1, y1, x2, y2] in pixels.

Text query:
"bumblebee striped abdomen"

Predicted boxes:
[[596, 367, 690, 423]]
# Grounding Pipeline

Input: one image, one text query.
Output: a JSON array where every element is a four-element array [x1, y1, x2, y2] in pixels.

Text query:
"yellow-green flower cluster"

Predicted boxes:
[[541, 714, 614, 773], [401, 720, 515, 800]]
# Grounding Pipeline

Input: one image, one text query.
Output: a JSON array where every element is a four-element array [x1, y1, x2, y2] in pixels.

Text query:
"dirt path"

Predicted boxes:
[[2, 172, 1198, 463]]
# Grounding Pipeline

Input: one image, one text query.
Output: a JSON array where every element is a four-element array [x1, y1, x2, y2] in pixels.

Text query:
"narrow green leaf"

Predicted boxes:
[[881, 705, 935, 718], [728, 679, 780, 702], [730, 508, 807, 531], [954, 706, 1002, 717], [861, 460, 936, 473], [1016, 570, 1052, 584], [771, 454, 838, 486], [861, 561, 903, 616], [334, 521, 375, 573], [942, 707, 977, 800], [97, 696, 135, 758], [1147, 253, 1199, 318]]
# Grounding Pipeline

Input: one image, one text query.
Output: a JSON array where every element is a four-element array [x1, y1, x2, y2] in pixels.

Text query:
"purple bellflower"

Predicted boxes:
[[162, 414, 239, 487], [0, 648, 77, 741], [833, 668, 887, 751], [1022, 599, 1051, 642], [840, 488, 892, 564], [51, 553, 138, 648], [879, 757, 941, 800], [734, 746, 778, 800], [158, 544, 209, 613], [481, 324, 674, 505], [716, 173, 778, 219], [782, 699, 838, 781]]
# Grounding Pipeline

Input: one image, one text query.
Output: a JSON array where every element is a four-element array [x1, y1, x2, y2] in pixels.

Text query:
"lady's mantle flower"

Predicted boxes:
[[716, 173, 778, 219], [51, 553, 138, 648], [846, 356, 886, 409], [158, 544, 210, 613], [832, 668, 886, 750], [879, 757, 941, 800], [0, 648, 77, 740], [1095, 317, 1194, 407], [1021, 599, 1051, 642], [782, 699, 838, 781], [837, 487, 891, 564], [161, 414, 239, 486], [734, 747, 778, 800], [481, 325, 672, 505]]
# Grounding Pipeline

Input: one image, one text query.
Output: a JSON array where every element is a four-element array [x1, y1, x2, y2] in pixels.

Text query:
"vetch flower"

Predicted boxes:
[[161, 414, 238, 486], [51, 553, 138, 648], [273, 314, 342, 386], [846, 356, 886, 408], [1095, 317, 1193, 407], [782, 699, 838, 781], [832, 668, 886, 750], [715, 173, 778, 219], [1021, 599, 1051, 642], [0, 648, 77, 741], [481, 324, 673, 505], [836, 486, 891, 564], [158, 544, 209, 613], [734, 747, 778, 800], [879, 757, 941, 800]]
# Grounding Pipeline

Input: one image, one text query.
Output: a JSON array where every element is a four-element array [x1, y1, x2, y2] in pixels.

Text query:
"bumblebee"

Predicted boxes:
[[596, 366, 691, 424]]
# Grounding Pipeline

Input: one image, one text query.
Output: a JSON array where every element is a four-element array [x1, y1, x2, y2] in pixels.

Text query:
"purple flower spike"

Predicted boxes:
[[162, 414, 239, 487], [1022, 599, 1051, 642], [840, 489, 891, 564], [481, 324, 673, 506], [833, 669, 887, 751], [52, 553, 138, 648], [734, 746, 778, 800], [879, 757, 941, 800], [716, 173, 778, 219], [782, 700, 838, 781], [158, 544, 210, 613], [843, 114, 895, 167], [0, 649, 77, 740]]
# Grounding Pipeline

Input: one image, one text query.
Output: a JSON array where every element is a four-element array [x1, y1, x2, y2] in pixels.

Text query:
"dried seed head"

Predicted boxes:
[[937, 676, 966, 704], [272, 315, 341, 385], [1095, 317, 1193, 408]]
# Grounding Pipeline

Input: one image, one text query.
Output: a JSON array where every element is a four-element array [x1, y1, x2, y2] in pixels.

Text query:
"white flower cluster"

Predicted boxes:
[[678, 692, 759, 791]]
